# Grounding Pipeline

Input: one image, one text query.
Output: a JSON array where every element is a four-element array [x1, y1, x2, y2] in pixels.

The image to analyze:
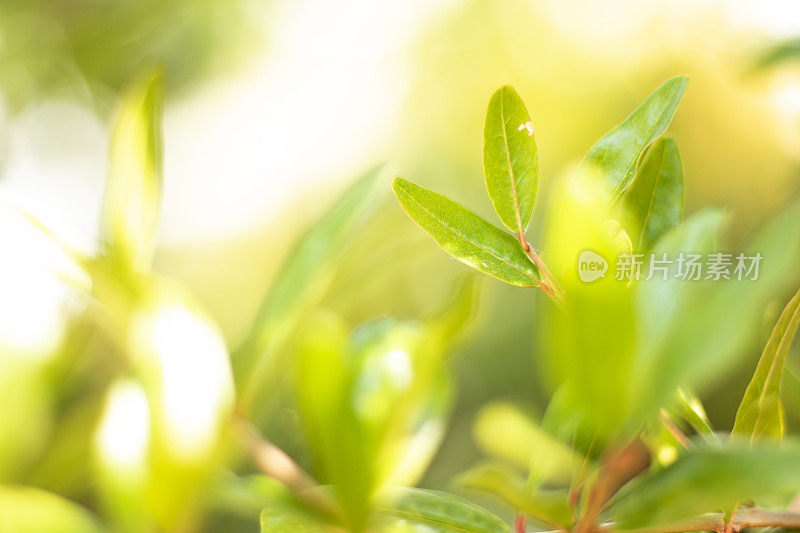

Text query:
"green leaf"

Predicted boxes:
[[622, 137, 684, 251], [733, 287, 800, 440], [426, 276, 480, 346], [236, 166, 382, 405], [579, 76, 688, 204], [483, 86, 538, 234], [100, 70, 163, 273], [458, 463, 572, 528], [634, 201, 800, 420], [473, 402, 580, 486], [754, 37, 800, 71], [295, 315, 453, 531], [0, 486, 106, 533], [260, 510, 329, 532], [676, 388, 718, 444], [392, 178, 541, 287], [608, 440, 800, 529], [377, 488, 512, 533]]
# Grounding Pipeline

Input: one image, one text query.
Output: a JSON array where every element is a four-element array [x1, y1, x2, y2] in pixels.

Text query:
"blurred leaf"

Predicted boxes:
[[458, 463, 572, 528], [260, 510, 329, 532], [622, 138, 684, 251], [295, 314, 452, 530], [483, 86, 538, 234], [237, 166, 382, 404], [578, 76, 688, 204], [542, 176, 636, 445], [733, 287, 800, 440], [426, 276, 480, 346], [100, 70, 163, 273], [0, 0, 258, 109], [754, 37, 800, 71], [0, 486, 105, 532], [393, 178, 541, 287], [676, 389, 718, 444], [608, 440, 800, 529], [473, 402, 580, 486], [635, 201, 800, 419], [377, 488, 512, 533]]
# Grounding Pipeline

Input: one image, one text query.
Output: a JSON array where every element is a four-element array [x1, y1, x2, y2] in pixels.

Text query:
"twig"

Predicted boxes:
[[234, 415, 341, 520], [517, 514, 527, 533], [519, 233, 565, 303]]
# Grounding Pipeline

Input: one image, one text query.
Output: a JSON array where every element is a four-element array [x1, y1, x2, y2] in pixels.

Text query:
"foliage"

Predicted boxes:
[[3, 70, 800, 533]]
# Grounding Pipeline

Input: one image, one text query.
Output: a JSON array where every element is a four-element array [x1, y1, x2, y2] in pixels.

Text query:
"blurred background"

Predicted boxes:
[[2, 0, 800, 530]]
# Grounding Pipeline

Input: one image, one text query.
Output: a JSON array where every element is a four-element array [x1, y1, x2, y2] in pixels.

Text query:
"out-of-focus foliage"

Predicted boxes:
[[4, 3, 800, 531], [0, 0, 261, 110]]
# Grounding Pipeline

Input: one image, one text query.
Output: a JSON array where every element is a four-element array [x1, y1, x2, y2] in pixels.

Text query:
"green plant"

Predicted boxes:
[[4, 70, 800, 533], [393, 77, 800, 532]]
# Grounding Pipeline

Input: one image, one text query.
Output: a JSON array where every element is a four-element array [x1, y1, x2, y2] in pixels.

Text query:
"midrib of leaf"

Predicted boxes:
[[757, 292, 800, 414], [637, 143, 667, 247], [397, 187, 539, 284], [499, 93, 524, 235]]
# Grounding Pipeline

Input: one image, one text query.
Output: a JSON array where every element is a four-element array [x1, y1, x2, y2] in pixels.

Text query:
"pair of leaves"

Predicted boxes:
[[579, 76, 688, 206], [394, 86, 546, 289], [733, 287, 800, 440], [260, 488, 511, 532], [608, 439, 800, 529]]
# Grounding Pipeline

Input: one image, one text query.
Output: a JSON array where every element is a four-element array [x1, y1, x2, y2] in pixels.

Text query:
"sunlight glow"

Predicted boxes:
[[149, 304, 233, 459], [96, 380, 150, 469], [0, 206, 80, 359]]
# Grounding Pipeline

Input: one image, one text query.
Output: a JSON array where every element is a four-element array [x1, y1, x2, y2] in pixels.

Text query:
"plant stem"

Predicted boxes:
[[234, 415, 341, 521], [519, 233, 564, 303], [516, 514, 527, 533]]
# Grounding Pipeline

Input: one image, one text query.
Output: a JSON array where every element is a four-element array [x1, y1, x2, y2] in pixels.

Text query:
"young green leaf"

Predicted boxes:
[[608, 440, 800, 529], [579, 76, 688, 204], [473, 402, 580, 486], [377, 488, 512, 533], [458, 463, 572, 529], [483, 86, 538, 234], [733, 287, 800, 440], [392, 178, 541, 287], [100, 70, 163, 273], [236, 166, 382, 406], [622, 137, 684, 251], [676, 388, 718, 444]]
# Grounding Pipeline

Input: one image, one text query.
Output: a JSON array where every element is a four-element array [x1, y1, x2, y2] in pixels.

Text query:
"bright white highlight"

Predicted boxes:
[[96, 380, 150, 469], [0, 206, 81, 358], [384, 348, 413, 389], [149, 304, 233, 459]]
